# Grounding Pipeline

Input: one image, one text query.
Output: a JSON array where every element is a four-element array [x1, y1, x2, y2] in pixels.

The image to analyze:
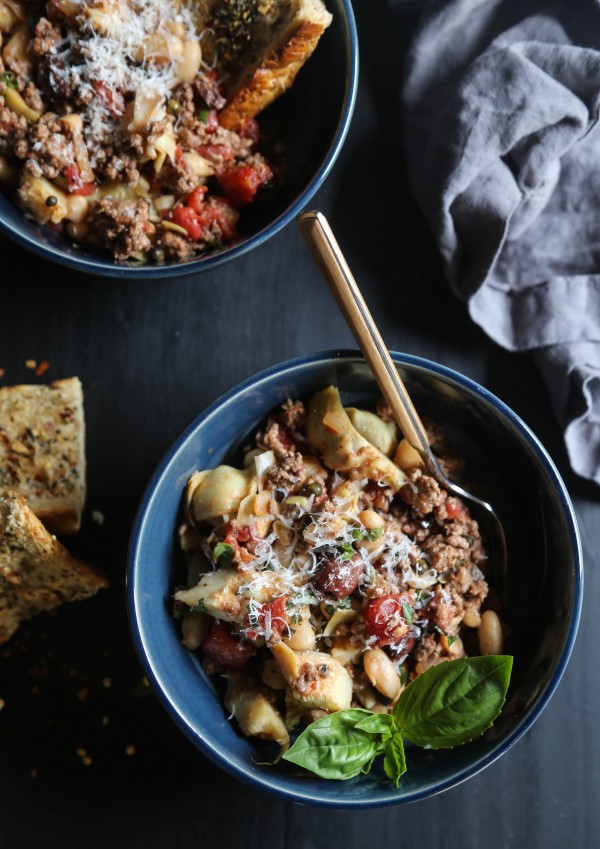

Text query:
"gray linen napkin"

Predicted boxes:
[[402, 0, 600, 484]]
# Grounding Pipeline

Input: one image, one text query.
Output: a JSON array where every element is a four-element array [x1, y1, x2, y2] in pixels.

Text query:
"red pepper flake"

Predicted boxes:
[[35, 360, 50, 377]]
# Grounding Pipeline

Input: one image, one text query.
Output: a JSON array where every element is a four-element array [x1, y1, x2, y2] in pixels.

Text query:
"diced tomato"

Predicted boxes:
[[445, 497, 466, 520], [246, 596, 288, 641], [93, 81, 125, 117], [196, 197, 238, 243], [175, 144, 185, 165], [64, 165, 95, 196], [202, 621, 255, 668], [186, 185, 208, 214], [170, 206, 203, 241], [217, 163, 272, 208], [236, 526, 252, 543], [364, 594, 412, 646], [222, 532, 254, 565]]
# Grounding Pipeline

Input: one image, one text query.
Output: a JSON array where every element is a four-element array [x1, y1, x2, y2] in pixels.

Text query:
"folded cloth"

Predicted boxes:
[[402, 0, 600, 484]]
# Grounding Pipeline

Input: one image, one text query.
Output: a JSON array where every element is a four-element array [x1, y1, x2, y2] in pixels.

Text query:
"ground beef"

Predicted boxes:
[[413, 633, 441, 663], [87, 198, 154, 260], [421, 533, 466, 573], [153, 229, 196, 261], [0, 104, 27, 157], [375, 399, 395, 423], [430, 585, 464, 633], [280, 399, 305, 430], [259, 419, 296, 460], [266, 452, 304, 491], [32, 18, 62, 56], [19, 113, 73, 178], [23, 82, 44, 113], [400, 468, 446, 516], [158, 157, 199, 196], [97, 152, 140, 187], [193, 71, 226, 110]]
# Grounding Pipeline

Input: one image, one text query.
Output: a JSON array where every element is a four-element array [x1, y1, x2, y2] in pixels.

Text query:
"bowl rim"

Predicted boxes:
[[0, 0, 358, 279], [127, 349, 583, 807]]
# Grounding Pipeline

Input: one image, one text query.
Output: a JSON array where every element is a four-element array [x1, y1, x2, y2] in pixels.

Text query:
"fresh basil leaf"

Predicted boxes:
[[213, 542, 234, 562], [283, 709, 383, 780], [401, 600, 415, 627], [355, 713, 396, 738], [383, 733, 407, 787], [393, 656, 513, 749]]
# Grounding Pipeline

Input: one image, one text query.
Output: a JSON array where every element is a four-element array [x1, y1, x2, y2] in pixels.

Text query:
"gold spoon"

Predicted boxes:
[[297, 210, 507, 600]]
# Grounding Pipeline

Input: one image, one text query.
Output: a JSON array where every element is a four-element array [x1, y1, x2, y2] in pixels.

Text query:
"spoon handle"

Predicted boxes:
[[297, 210, 430, 457]]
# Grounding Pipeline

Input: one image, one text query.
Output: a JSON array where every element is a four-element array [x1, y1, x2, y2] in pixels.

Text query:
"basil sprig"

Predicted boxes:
[[283, 656, 513, 784]]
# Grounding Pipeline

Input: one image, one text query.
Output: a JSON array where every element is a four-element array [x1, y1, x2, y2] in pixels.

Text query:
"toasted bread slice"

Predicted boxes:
[[0, 378, 86, 534], [0, 493, 107, 644], [204, 0, 333, 131]]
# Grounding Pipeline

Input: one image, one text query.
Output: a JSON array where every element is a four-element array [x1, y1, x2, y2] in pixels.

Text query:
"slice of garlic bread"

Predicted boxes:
[[0, 493, 107, 644], [0, 378, 86, 534], [202, 0, 333, 131]]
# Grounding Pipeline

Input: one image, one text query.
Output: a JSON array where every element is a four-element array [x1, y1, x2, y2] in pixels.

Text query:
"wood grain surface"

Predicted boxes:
[[0, 3, 597, 847]]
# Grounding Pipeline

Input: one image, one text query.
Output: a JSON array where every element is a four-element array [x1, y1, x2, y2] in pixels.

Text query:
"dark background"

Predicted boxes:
[[0, 2, 598, 847]]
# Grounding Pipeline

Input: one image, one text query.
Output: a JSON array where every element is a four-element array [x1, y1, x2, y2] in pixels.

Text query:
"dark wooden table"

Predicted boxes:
[[0, 3, 597, 846]]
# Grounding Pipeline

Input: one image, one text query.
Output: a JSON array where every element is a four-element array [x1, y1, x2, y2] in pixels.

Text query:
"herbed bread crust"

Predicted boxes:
[[218, 0, 333, 131], [0, 377, 86, 535], [0, 493, 107, 644], [219, 18, 332, 130]]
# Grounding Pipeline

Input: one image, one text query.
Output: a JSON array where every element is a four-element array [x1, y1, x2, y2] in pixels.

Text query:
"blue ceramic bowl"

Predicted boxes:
[[0, 1, 357, 278], [127, 351, 582, 806]]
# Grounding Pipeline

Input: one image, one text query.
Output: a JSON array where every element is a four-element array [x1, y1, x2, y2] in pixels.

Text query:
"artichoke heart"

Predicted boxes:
[[270, 643, 353, 712], [306, 387, 407, 491], [175, 567, 246, 623], [186, 465, 257, 524], [345, 407, 399, 457], [225, 676, 289, 755]]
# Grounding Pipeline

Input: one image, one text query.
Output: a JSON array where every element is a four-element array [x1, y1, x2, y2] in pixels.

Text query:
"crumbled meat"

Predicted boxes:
[[375, 399, 395, 423], [32, 18, 62, 56], [97, 151, 140, 187], [280, 399, 305, 430], [87, 198, 155, 260], [0, 104, 28, 157], [193, 71, 227, 110], [413, 633, 441, 663], [18, 113, 73, 179], [430, 585, 464, 634], [421, 533, 466, 573], [258, 419, 296, 460], [400, 468, 446, 516], [23, 82, 44, 113], [266, 452, 304, 490], [153, 228, 196, 261]]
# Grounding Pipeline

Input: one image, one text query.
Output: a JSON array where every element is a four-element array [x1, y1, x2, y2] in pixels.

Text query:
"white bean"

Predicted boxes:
[[478, 610, 504, 655], [363, 648, 401, 701]]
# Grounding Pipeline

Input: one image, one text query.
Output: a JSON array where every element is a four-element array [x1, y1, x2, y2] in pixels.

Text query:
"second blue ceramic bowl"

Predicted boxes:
[[127, 351, 582, 806], [0, 1, 358, 278]]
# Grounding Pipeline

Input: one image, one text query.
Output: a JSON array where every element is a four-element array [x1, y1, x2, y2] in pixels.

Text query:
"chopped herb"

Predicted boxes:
[[198, 108, 210, 123], [401, 600, 415, 627], [447, 635, 458, 646], [291, 613, 302, 625], [367, 526, 384, 542], [416, 558, 430, 575], [213, 541, 234, 562], [190, 601, 206, 613], [1, 72, 18, 90], [435, 625, 447, 637], [338, 543, 355, 561], [325, 604, 336, 617], [352, 528, 367, 541]]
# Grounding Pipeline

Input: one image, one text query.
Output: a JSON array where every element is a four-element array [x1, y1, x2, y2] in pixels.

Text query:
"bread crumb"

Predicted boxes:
[[82, 756, 93, 766], [91, 510, 105, 526], [101, 715, 110, 726], [102, 677, 112, 688], [75, 747, 87, 757], [0, 698, 5, 710], [125, 744, 136, 756], [24, 359, 37, 369]]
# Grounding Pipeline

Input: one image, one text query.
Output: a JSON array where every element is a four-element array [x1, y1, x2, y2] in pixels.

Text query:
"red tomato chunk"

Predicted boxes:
[[364, 594, 412, 646], [202, 621, 255, 668], [217, 163, 272, 207]]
